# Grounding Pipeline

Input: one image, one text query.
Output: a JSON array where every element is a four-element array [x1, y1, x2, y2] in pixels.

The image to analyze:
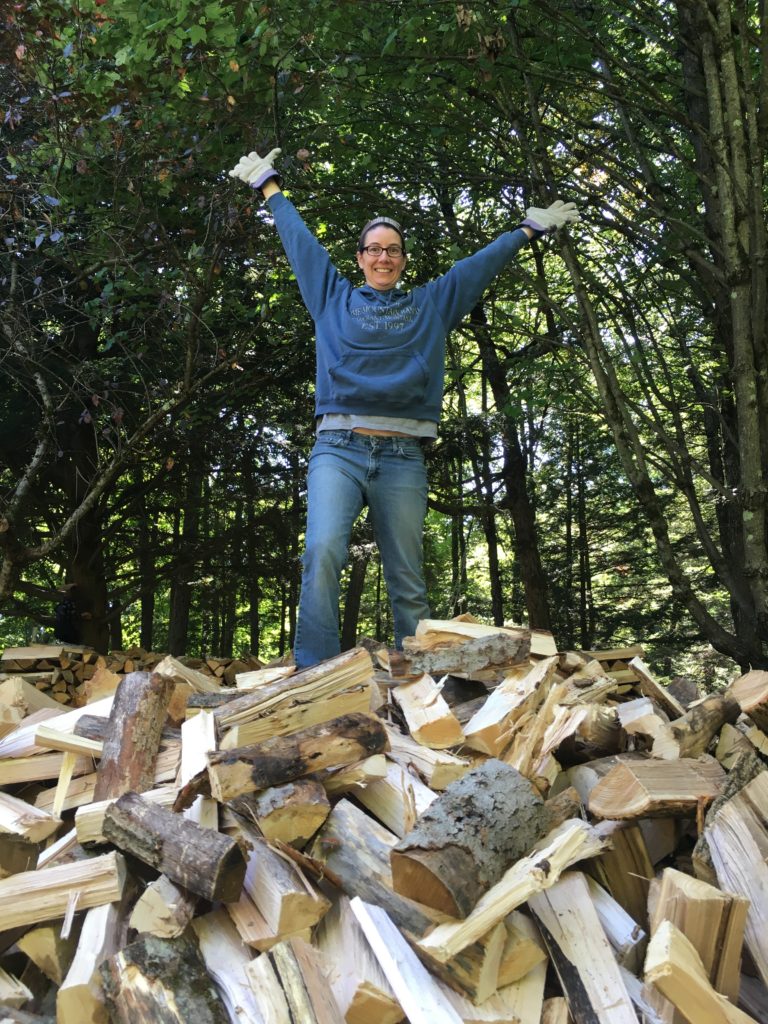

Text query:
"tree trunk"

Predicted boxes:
[[168, 450, 205, 657]]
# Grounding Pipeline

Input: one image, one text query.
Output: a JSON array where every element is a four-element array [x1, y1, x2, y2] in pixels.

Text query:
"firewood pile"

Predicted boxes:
[[1, 615, 767, 1023], [0, 644, 265, 709]]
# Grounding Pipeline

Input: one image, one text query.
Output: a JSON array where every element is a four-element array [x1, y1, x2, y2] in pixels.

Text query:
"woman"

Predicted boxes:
[[230, 148, 578, 669]]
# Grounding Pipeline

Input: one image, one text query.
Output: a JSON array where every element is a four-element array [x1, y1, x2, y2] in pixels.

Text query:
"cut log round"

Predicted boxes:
[[390, 759, 549, 917], [102, 791, 246, 903]]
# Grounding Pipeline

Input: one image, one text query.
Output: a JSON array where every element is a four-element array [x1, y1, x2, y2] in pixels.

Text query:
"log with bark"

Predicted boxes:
[[102, 791, 246, 903], [389, 759, 550, 916]]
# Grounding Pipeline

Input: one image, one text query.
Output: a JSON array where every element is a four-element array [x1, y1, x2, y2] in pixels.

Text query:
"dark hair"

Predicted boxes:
[[357, 216, 405, 251]]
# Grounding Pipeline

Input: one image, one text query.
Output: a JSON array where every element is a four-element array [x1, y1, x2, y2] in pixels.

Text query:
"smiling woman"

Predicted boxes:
[[356, 223, 407, 290], [228, 147, 579, 669]]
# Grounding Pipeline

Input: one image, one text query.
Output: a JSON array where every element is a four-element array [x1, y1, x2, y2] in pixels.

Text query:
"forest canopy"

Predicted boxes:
[[1, 0, 766, 682]]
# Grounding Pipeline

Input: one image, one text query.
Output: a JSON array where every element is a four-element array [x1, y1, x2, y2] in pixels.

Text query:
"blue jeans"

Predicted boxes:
[[294, 430, 431, 668]]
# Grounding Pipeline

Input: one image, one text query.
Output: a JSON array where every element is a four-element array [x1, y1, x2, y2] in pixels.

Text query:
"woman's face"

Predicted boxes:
[[356, 226, 407, 290]]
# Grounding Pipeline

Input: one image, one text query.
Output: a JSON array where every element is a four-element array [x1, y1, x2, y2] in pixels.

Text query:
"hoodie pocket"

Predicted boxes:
[[328, 350, 429, 408]]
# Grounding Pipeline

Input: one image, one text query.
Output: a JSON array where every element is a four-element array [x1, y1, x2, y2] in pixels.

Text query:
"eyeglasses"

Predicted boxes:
[[360, 244, 404, 258]]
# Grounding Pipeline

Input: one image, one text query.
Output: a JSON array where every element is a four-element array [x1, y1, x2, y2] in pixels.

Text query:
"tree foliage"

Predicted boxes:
[[1, 0, 766, 675]]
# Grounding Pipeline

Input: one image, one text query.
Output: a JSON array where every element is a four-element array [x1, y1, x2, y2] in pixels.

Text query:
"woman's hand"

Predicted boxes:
[[229, 148, 282, 192], [522, 200, 580, 233]]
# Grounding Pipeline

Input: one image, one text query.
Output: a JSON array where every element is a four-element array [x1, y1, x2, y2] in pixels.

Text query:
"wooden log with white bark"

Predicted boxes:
[[390, 759, 550, 917]]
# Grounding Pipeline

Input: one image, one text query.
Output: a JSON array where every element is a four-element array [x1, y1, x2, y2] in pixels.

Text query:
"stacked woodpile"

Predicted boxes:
[[1, 615, 767, 1023], [0, 645, 264, 709]]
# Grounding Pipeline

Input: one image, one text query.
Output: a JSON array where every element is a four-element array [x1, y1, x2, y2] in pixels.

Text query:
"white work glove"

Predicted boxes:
[[228, 148, 282, 189], [522, 199, 580, 233]]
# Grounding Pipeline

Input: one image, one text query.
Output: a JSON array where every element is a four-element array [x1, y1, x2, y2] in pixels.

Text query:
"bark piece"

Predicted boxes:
[[102, 791, 245, 902], [587, 755, 726, 819], [390, 759, 549, 917], [529, 872, 638, 1024], [100, 932, 229, 1023], [93, 671, 174, 801], [201, 711, 388, 804], [652, 694, 741, 760]]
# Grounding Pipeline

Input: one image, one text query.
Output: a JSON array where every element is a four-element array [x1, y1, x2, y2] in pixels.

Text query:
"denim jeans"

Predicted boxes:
[[294, 430, 431, 668]]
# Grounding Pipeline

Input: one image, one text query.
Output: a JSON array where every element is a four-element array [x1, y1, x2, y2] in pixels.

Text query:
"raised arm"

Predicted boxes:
[[425, 199, 579, 328], [229, 149, 348, 318]]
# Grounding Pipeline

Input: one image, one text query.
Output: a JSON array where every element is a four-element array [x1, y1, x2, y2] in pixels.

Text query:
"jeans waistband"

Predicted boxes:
[[316, 429, 427, 451]]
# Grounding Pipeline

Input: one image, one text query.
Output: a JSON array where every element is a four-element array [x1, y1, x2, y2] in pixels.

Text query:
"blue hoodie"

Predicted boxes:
[[267, 192, 531, 423]]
